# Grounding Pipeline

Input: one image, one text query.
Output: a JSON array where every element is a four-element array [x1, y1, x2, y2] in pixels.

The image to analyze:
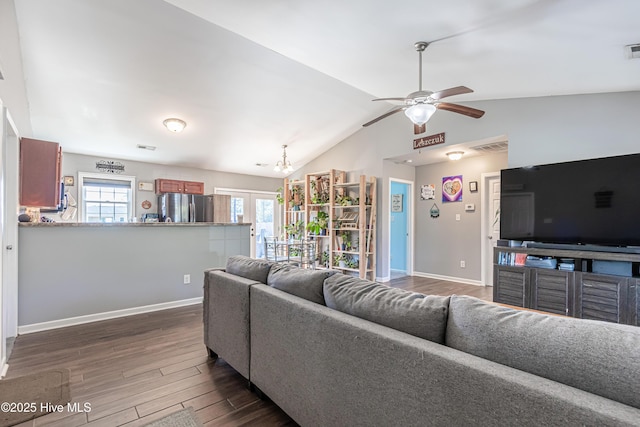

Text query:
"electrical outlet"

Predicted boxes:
[[460, 260, 466, 268], [455, 214, 461, 221], [183, 274, 191, 284]]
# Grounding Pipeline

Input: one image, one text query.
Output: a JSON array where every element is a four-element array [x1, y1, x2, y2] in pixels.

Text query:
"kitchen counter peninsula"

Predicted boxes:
[[18, 221, 249, 227], [18, 222, 250, 332]]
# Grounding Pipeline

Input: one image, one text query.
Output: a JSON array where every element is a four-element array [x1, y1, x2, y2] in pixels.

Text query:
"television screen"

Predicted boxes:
[[500, 153, 640, 247]]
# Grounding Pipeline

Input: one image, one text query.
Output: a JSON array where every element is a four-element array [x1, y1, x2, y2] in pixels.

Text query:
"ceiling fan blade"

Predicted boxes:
[[414, 124, 426, 134], [362, 106, 405, 127], [372, 97, 408, 102], [430, 86, 473, 100], [436, 102, 485, 119]]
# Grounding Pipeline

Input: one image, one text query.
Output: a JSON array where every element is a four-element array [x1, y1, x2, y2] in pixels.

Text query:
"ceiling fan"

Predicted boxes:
[[363, 41, 485, 134]]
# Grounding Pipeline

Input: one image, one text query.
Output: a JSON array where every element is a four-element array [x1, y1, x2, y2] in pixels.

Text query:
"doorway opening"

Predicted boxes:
[[389, 179, 413, 280]]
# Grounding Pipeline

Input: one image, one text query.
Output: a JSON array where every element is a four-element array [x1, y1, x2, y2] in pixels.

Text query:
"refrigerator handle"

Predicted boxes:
[[189, 202, 196, 222]]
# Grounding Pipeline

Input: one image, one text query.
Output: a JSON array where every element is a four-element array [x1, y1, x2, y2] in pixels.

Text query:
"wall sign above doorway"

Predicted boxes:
[[413, 132, 445, 150]]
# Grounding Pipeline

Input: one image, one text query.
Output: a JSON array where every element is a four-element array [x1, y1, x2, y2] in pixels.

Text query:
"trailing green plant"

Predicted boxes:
[[276, 187, 285, 205]]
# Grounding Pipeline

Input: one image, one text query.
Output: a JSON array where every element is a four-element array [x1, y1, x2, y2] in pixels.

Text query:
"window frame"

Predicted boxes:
[[78, 172, 136, 223]]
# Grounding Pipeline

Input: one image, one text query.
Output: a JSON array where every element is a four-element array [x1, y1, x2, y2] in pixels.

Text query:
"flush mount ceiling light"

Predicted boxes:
[[446, 151, 464, 161], [274, 144, 294, 173], [163, 118, 186, 133]]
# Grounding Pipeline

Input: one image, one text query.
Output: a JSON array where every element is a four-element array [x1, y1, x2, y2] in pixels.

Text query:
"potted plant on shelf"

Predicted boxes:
[[290, 186, 304, 210], [334, 253, 347, 268], [340, 232, 353, 251], [306, 211, 329, 236], [321, 250, 330, 268], [335, 195, 354, 206], [284, 219, 304, 240]]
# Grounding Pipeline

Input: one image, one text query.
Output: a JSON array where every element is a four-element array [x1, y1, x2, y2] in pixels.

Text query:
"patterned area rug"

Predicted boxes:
[[0, 369, 70, 427], [143, 407, 202, 427]]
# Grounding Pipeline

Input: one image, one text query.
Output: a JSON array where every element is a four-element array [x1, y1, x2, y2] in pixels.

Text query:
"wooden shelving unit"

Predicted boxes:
[[283, 170, 376, 280]]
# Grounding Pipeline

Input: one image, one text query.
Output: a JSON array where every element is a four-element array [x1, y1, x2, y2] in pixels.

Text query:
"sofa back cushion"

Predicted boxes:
[[446, 295, 640, 410], [267, 263, 336, 305], [323, 274, 450, 344], [226, 255, 273, 284]]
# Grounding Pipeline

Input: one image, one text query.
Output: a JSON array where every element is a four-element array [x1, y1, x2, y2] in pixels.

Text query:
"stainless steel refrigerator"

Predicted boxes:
[[158, 193, 214, 222]]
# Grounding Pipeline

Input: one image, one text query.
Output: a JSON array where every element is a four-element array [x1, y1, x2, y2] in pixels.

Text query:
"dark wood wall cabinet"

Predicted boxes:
[[155, 179, 204, 195], [494, 247, 639, 326], [19, 138, 62, 208]]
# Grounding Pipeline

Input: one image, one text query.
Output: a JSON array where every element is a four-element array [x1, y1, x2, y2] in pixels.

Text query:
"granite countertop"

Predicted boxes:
[[19, 222, 250, 227]]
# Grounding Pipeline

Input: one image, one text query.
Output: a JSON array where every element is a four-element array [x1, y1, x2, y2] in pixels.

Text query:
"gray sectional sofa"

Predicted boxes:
[[203, 256, 640, 426]]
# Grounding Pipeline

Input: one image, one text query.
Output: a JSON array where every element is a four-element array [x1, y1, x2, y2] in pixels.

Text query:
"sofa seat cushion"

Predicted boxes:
[[225, 255, 273, 284], [323, 274, 450, 344], [267, 263, 336, 305], [446, 295, 640, 410]]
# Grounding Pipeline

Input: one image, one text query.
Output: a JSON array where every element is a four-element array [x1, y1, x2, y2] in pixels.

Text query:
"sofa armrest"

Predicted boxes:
[[203, 269, 260, 379]]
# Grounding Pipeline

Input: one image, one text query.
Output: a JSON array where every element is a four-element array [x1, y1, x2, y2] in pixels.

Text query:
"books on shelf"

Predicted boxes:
[[497, 251, 527, 266]]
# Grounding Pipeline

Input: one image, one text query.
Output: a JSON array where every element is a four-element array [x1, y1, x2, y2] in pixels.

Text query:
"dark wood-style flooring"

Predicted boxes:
[[5, 275, 492, 426]]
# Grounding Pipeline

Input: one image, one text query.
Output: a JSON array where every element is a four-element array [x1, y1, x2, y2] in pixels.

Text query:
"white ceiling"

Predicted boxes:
[[12, 0, 640, 177]]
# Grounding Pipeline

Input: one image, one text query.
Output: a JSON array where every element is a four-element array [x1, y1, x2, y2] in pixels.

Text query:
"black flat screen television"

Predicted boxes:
[[500, 153, 640, 247]]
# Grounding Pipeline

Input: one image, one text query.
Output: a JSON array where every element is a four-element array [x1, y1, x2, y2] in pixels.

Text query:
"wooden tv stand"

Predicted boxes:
[[493, 246, 639, 326]]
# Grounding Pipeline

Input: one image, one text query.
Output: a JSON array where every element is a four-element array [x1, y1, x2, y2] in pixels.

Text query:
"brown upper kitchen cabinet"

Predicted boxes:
[[20, 138, 62, 208], [155, 179, 204, 195]]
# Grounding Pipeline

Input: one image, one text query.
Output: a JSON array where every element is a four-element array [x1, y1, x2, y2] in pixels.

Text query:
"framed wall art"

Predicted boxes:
[[420, 184, 435, 200], [391, 194, 403, 212], [442, 175, 463, 203]]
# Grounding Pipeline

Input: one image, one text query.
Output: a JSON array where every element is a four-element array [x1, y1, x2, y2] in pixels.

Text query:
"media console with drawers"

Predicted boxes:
[[493, 246, 639, 326]]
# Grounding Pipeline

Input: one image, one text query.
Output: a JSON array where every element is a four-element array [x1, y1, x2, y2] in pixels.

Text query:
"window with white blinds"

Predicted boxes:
[[79, 173, 136, 223]]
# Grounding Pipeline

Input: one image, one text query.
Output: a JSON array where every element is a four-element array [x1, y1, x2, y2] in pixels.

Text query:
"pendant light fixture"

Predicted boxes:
[[274, 145, 294, 173]]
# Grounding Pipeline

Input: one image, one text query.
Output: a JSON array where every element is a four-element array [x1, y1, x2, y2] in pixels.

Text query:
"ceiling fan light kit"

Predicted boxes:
[[274, 144, 294, 173], [363, 41, 485, 134], [163, 118, 186, 133], [404, 103, 436, 125]]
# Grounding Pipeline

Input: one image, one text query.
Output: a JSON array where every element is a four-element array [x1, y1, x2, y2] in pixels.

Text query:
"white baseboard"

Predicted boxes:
[[0, 361, 8, 379], [376, 275, 391, 283], [412, 271, 485, 287], [18, 297, 203, 335]]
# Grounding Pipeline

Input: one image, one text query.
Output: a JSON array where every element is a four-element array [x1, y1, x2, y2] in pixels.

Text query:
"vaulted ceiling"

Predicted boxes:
[[11, 0, 640, 177]]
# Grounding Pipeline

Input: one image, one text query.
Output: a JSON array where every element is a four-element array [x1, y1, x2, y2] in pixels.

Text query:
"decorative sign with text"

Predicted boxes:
[[96, 160, 125, 174], [413, 132, 445, 150]]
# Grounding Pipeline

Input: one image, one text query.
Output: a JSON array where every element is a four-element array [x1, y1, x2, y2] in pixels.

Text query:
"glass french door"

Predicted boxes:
[[216, 190, 280, 259]]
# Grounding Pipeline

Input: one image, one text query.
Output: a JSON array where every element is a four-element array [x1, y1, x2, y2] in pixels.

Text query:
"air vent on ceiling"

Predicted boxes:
[[137, 144, 156, 151], [626, 44, 640, 59], [469, 141, 508, 153]]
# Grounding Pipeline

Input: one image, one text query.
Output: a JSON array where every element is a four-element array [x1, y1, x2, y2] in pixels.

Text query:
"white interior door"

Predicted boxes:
[[216, 189, 279, 259], [0, 105, 19, 375], [481, 173, 501, 286]]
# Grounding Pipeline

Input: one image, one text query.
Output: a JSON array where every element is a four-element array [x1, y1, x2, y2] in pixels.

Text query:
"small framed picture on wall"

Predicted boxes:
[[469, 181, 478, 192]]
